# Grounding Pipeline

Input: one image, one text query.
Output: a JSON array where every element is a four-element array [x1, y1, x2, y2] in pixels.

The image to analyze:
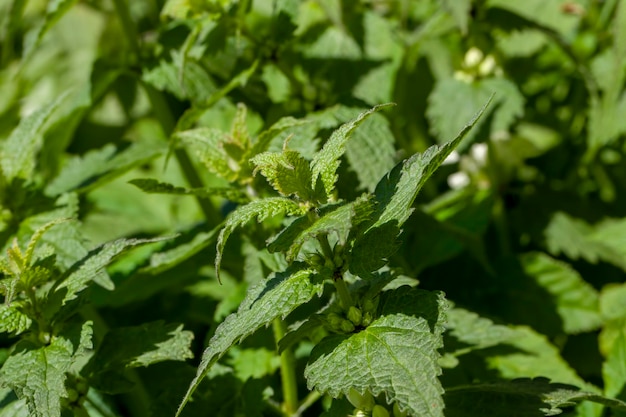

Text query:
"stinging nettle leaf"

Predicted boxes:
[[305, 287, 447, 417], [1, 92, 68, 183], [46, 141, 166, 196], [250, 150, 315, 201], [444, 377, 626, 417], [51, 236, 172, 311], [0, 321, 92, 417], [215, 197, 306, 282], [176, 264, 323, 417], [129, 178, 246, 202], [310, 103, 395, 201]]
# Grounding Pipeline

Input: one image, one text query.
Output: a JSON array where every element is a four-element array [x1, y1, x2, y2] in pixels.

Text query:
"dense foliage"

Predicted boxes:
[[1, 1, 626, 416]]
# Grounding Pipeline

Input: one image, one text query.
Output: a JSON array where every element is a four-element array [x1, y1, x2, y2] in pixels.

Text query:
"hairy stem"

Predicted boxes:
[[334, 277, 353, 309], [272, 319, 299, 415]]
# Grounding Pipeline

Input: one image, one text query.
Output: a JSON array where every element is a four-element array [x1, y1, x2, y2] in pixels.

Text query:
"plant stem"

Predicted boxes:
[[334, 277, 353, 309], [295, 391, 322, 417], [272, 318, 299, 416], [110, 0, 141, 59]]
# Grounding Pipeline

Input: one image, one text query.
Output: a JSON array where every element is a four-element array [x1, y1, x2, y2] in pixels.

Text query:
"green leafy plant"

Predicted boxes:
[[2, 1, 626, 416]]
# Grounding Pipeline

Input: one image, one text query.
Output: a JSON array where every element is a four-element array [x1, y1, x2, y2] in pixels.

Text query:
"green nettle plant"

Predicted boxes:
[[3, 0, 626, 416]]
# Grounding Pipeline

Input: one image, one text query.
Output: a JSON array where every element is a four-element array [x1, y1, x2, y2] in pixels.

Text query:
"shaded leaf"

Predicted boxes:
[[215, 197, 306, 281], [444, 377, 626, 417], [176, 265, 323, 416]]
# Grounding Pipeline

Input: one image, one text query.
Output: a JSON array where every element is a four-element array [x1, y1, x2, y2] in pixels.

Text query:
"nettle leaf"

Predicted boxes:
[[603, 329, 626, 400], [88, 321, 193, 372], [176, 128, 235, 181], [544, 212, 626, 271], [21, 0, 78, 60], [216, 197, 307, 281], [350, 100, 490, 276], [343, 111, 397, 193], [305, 288, 447, 417], [252, 117, 311, 156], [441, 0, 472, 34], [141, 226, 220, 275], [0, 303, 32, 335], [310, 104, 394, 201], [51, 236, 171, 312], [519, 252, 601, 334], [427, 78, 523, 147], [444, 377, 626, 417], [46, 141, 166, 196], [285, 198, 374, 261], [0, 321, 92, 417], [0, 93, 68, 183], [443, 307, 518, 357], [129, 179, 246, 203], [250, 151, 315, 201], [176, 264, 323, 416]]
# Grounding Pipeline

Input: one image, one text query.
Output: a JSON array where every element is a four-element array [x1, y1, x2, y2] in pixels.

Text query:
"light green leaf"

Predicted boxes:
[[88, 321, 193, 370], [0, 321, 92, 417], [53, 236, 171, 309], [228, 347, 280, 380], [603, 330, 626, 399], [129, 179, 246, 202], [444, 307, 518, 356], [250, 151, 315, 201], [252, 116, 311, 155], [46, 141, 166, 196], [343, 111, 397, 192], [176, 264, 323, 416], [488, 326, 588, 387], [22, 0, 79, 60], [486, 0, 582, 34], [428, 78, 523, 147], [310, 104, 394, 201], [444, 378, 626, 417], [0, 303, 32, 335], [544, 212, 626, 271], [305, 288, 447, 417], [142, 55, 216, 103], [520, 252, 602, 334], [176, 128, 235, 182], [215, 197, 306, 281], [1, 93, 68, 183], [141, 226, 220, 275], [441, 0, 472, 34]]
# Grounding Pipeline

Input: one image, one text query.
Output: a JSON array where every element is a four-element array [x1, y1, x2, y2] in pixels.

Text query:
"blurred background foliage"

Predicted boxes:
[[1, 0, 626, 416]]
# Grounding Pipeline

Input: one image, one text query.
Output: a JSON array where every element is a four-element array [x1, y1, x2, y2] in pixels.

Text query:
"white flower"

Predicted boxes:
[[443, 150, 460, 165], [447, 171, 470, 189], [470, 142, 488, 165], [464, 47, 484, 68]]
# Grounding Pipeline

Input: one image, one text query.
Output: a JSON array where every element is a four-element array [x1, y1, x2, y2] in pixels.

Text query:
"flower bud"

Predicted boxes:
[[308, 253, 324, 267], [464, 47, 484, 68], [347, 388, 375, 411], [340, 319, 356, 333], [326, 312, 344, 330], [373, 405, 391, 417], [361, 312, 373, 326], [478, 55, 496, 76], [347, 306, 362, 326], [362, 298, 377, 313]]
